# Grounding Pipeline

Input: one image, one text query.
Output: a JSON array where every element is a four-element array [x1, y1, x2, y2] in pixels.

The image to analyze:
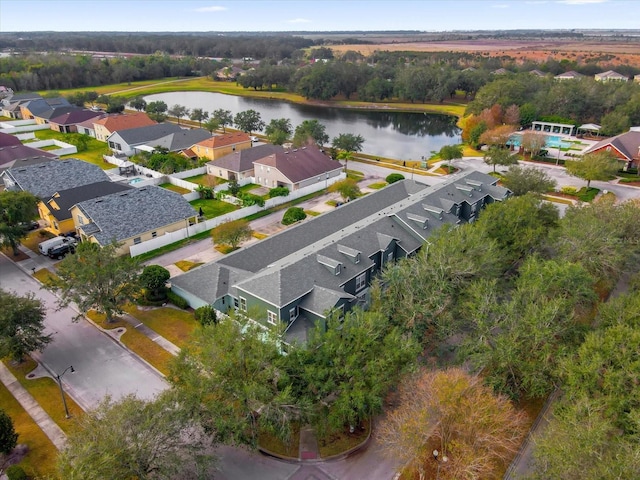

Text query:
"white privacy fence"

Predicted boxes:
[[26, 139, 77, 156], [128, 172, 346, 257], [0, 120, 50, 134]]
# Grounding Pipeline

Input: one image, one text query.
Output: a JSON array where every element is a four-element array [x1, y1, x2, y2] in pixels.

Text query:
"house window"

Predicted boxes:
[[355, 272, 367, 291], [267, 310, 277, 325], [234, 297, 239, 309], [77, 215, 84, 225], [133, 237, 141, 244], [151, 231, 157, 238], [239, 296, 247, 312], [387, 251, 394, 263], [289, 306, 298, 322]]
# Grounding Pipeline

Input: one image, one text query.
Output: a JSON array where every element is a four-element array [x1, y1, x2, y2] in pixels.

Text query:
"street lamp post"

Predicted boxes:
[[433, 449, 448, 480], [55, 365, 75, 418], [325, 172, 329, 190]]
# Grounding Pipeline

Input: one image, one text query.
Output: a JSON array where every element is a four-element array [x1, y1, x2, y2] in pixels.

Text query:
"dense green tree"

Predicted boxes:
[[57, 392, 216, 480], [129, 96, 147, 111], [189, 108, 208, 127], [483, 146, 519, 173], [281, 207, 306, 225], [145, 100, 167, 122], [438, 144, 463, 162], [501, 165, 556, 196], [170, 316, 305, 447], [0, 409, 18, 455], [296, 63, 339, 100], [210, 219, 252, 249], [139, 265, 170, 300], [202, 117, 220, 134], [331, 133, 364, 154], [328, 178, 360, 202], [385, 173, 405, 184], [565, 150, 620, 188], [48, 242, 141, 323], [292, 119, 329, 147], [233, 109, 265, 135], [0, 190, 39, 255], [211, 109, 233, 132], [194, 305, 217, 326], [0, 289, 51, 362], [168, 104, 189, 124], [599, 110, 631, 136], [264, 118, 292, 145]]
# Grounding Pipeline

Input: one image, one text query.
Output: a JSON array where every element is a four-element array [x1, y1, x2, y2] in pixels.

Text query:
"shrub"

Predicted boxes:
[[239, 192, 265, 207], [6, 465, 27, 480], [385, 173, 404, 184], [282, 207, 307, 225], [195, 305, 217, 326], [561, 186, 578, 196], [196, 185, 214, 199], [269, 187, 290, 198], [140, 265, 170, 301], [577, 187, 600, 202], [0, 408, 18, 454], [166, 291, 188, 309]]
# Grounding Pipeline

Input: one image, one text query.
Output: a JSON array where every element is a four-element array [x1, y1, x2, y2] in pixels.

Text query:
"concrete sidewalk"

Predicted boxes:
[[0, 362, 67, 450]]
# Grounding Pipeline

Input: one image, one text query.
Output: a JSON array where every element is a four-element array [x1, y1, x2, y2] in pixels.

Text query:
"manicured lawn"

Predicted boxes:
[[33, 268, 60, 286], [34, 130, 111, 170], [304, 210, 321, 216], [238, 183, 260, 193], [3, 358, 83, 433], [346, 169, 364, 180], [174, 260, 203, 271], [23, 230, 55, 254], [576, 187, 600, 202], [189, 198, 238, 218], [124, 305, 198, 349], [183, 173, 222, 186], [318, 420, 370, 458], [0, 379, 59, 478], [159, 182, 191, 194], [87, 311, 174, 375], [367, 182, 387, 190]]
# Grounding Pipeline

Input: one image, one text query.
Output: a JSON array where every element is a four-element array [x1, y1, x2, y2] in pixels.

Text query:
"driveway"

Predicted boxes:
[[0, 254, 168, 410]]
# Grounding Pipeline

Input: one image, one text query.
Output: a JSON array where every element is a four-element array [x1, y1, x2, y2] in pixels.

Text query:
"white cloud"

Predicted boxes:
[[492, 3, 510, 8], [557, 0, 607, 4], [525, 1, 549, 4], [287, 18, 311, 23], [194, 6, 227, 12]]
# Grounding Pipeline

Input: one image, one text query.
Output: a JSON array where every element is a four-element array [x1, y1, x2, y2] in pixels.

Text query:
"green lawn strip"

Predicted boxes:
[[33, 268, 60, 287], [576, 187, 600, 202], [258, 424, 300, 458], [34, 129, 112, 170], [174, 260, 204, 271], [367, 182, 387, 190], [3, 358, 83, 433], [159, 182, 191, 194], [542, 194, 574, 205], [182, 173, 218, 186], [0, 379, 59, 478], [124, 305, 198, 349], [346, 169, 364, 180], [238, 183, 260, 193], [317, 420, 371, 458], [44, 77, 184, 96], [87, 311, 173, 375], [189, 198, 238, 218], [304, 210, 321, 216]]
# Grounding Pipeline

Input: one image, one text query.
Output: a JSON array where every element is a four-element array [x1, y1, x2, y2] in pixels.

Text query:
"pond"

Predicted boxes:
[[144, 91, 461, 160]]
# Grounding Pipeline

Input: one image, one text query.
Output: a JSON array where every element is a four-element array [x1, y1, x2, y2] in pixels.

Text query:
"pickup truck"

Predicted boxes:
[[48, 242, 76, 260]]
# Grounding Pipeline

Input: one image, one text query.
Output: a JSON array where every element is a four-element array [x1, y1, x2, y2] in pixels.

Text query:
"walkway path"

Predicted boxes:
[[0, 362, 66, 450]]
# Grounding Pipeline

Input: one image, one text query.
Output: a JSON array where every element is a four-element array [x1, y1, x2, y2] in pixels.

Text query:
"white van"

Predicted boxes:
[[38, 236, 77, 255]]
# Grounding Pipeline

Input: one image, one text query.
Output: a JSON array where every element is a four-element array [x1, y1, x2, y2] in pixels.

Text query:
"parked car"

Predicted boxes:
[[19, 220, 40, 230], [38, 236, 77, 255], [48, 242, 75, 260]]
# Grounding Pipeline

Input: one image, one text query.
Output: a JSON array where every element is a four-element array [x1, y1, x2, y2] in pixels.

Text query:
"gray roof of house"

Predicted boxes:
[[150, 128, 211, 152], [46, 181, 133, 221], [208, 144, 281, 173], [0, 145, 57, 169], [2, 93, 42, 106], [173, 170, 510, 311], [74, 185, 196, 244], [37, 106, 78, 120], [5, 158, 110, 199], [254, 146, 343, 183], [24, 97, 71, 116], [110, 123, 183, 146]]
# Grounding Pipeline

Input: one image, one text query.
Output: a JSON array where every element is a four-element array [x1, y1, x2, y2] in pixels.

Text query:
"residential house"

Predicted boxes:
[[1, 158, 110, 200], [594, 70, 628, 82], [554, 71, 585, 81], [253, 145, 343, 191], [41, 181, 132, 235], [215, 66, 246, 81], [76, 114, 106, 138], [19, 97, 72, 123], [0, 132, 21, 147], [583, 130, 640, 169], [491, 68, 509, 75], [0, 144, 57, 171], [171, 170, 510, 343], [192, 132, 252, 161], [529, 69, 547, 77], [0, 93, 42, 119], [71, 185, 198, 255], [206, 144, 281, 181], [106, 123, 207, 156], [93, 112, 156, 142], [49, 109, 104, 133]]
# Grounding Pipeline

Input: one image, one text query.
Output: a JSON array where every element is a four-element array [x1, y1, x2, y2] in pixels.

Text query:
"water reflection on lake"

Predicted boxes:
[[145, 91, 461, 160]]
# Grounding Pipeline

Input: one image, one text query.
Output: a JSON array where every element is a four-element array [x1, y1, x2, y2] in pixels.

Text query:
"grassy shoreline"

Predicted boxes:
[[44, 77, 467, 119]]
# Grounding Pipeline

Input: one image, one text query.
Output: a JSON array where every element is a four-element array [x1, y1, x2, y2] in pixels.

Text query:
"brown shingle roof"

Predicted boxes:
[[93, 112, 156, 132], [195, 132, 251, 149], [254, 145, 343, 183], [586, 131, 640, 161]]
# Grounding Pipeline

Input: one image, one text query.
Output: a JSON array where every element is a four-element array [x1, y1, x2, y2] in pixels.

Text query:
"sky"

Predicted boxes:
[[0, 0, 638, 32]]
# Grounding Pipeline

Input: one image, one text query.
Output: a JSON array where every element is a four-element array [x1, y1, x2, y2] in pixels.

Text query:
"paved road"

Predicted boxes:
[[0, 254, 168, 411]]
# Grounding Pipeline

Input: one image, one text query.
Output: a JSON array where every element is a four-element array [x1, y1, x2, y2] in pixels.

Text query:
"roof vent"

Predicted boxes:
[[455, 184, 474, 197], [422, 204, 444, 220], [317, 254, 342, 275], [466, 180, 483, 191], [407, 213, 429, 229]]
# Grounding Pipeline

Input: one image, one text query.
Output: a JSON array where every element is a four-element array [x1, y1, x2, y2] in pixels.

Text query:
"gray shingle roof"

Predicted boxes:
[[46, 181, 133, 221], [150, 128, 212, 152], [111, 123, 183, 146], [75, 185, 196, 244], [208, 144, 281, 173], [4, 158, 110, 199], [254, 146, 343, 183]]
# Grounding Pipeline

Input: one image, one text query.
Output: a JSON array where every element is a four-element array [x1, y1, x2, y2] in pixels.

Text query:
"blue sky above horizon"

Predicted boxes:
[[0, 0, 637, 32]]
